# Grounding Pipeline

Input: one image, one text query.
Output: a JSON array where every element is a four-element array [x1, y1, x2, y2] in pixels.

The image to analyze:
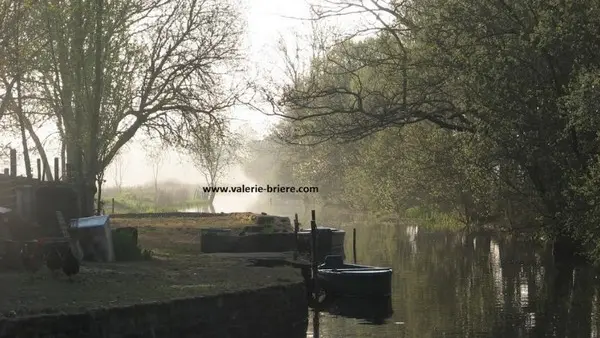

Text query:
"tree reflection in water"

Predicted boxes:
[[307, 222, 600, 338]]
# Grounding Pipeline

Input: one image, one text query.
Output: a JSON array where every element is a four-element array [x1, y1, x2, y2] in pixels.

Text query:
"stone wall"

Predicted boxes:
[[0, 283, 308, 338]]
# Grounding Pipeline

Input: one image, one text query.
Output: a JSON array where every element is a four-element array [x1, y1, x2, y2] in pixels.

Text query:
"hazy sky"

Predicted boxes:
[[108, 0, 317, 187], [0, 0, 373, 190]]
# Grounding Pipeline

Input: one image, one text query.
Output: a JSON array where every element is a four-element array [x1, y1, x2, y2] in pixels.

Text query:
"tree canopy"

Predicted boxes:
[[0, 0, 245, 215], [246, 0, 600, 263]]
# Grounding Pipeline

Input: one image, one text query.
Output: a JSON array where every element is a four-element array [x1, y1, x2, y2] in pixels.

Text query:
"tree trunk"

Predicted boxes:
[[61, 140, 66, 179], [154, 179, 159, 206], [83, 178, 97, 217], [18, 115, 31, 179], [22, 116, 53, 181], [208, 191, 216, 205], [96, 172, 104, 215], [15, 0, 31, 179], [88, 0, 104, 213]]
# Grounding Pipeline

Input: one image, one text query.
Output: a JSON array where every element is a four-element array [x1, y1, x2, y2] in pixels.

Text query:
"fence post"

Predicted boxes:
[[353, 228, 357, 263], [36, 159, 41, 180], [9, 149, 16, 177], [54, 157, 59, 181]]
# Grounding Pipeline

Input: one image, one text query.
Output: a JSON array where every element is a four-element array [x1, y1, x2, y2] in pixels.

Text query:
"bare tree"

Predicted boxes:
[[96, 169, 106, 214], [112, 152, 125, 193], [145, 143, 165, 206], [185, 119, 241, 211], [0, 0, 41, 176], [246, 0, 473, 146], [7, 0, 247, 216], [0, 0, 19, 119]]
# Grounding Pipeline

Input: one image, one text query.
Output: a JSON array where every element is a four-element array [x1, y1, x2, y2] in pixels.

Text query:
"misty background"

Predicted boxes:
[[0, 0, 366, 215]]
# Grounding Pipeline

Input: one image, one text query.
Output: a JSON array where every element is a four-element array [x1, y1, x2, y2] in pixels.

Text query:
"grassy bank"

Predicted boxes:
[[403, 207, 464, 231], [111, 212, 257, 229], [110, 213, 259, 255], [102, 181, 209, 213], [331, 207, 465, 231], [0, 213, 300, 317]]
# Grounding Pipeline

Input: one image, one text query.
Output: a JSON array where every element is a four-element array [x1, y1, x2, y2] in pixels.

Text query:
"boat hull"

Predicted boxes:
[[317, 266, 392, 298]]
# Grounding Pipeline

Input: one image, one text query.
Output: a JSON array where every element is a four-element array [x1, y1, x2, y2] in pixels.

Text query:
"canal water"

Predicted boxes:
[[307, 222, 600, 338]]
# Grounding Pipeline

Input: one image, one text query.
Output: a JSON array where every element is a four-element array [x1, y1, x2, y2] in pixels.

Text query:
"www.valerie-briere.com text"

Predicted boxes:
[[201, 185, 318, 193]]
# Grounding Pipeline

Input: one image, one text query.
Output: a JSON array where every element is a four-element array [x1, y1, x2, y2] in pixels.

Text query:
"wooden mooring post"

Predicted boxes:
[[313, 309, 321, 338], [111, 198, 115, 214], [42, 163, 46, 182], [54, 157, 59, 181], [353, 228, 357, 264], [9, 149, 16, 177], [293, 213, 300, 260], [310, 209, 319, 296], [36, 159, 41, 180]]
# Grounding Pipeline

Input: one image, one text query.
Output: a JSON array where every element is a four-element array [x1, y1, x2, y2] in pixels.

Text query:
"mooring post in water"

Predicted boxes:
[[9, 149, 16, 177], [293, 213, 300, 260], [310, 209, 319, 295], [36, 159, 41, 180], [353, 227, 357, 263], [54, 157, 59, 181]]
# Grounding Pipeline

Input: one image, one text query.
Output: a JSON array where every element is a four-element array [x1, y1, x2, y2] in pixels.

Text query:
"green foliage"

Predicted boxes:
[[247, 0, 600, 263], [404, 207, 464, 231]]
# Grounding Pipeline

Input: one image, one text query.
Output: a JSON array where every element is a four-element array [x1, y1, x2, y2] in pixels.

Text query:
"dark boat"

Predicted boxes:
[[317, 255, 392, 298]]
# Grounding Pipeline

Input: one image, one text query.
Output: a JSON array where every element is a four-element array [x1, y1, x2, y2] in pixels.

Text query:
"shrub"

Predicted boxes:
[[405, 206, 464, 231]]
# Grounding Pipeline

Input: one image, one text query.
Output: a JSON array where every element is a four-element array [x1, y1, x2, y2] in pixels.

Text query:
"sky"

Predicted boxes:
[[0, 0, 376, 191], [106, 0, 318, 187]]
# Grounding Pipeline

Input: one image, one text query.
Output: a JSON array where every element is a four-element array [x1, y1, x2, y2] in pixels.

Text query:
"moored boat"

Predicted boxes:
[[317, 255, 392, 298]]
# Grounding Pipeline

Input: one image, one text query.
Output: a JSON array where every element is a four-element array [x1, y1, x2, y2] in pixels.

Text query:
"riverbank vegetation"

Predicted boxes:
[[102, 181, 208, 213], [243, 1, 600, 264]]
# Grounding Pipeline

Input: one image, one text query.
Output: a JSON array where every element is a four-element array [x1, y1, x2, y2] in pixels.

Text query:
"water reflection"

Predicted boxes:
[[307, 222, 600, 337], [312, 310, 320, 338], [321, 297, 393, 325]]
